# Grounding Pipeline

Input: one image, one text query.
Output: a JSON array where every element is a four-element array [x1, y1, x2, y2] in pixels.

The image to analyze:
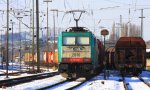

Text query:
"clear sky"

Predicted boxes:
[[0, 0, 150, 41]]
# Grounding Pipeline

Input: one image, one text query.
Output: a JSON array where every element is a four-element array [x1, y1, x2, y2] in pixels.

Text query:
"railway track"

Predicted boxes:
[[122, 75, 150, 90], [138, 76, 150, 87], [36, 71, 150, 90], [37, 78, 90, 90], [121, 76, 129, 90], [37, 74, 98, 90], [0, 71, 31, 76], [1, 70, 149, 89], [119, 72, 129, 90], [0, 72, 58, 88], [37, 79, 69, 90]]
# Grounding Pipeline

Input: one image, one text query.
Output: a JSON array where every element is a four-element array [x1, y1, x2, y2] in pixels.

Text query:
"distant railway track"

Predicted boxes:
[[0, 72, 58, 88], [0, 71, 31, 76]]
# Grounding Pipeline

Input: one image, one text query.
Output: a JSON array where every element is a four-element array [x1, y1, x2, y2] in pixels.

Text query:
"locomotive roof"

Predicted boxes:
[[62, 27, 98, 39], [115, 37, 146, 47], [65, 27, 90, 32]]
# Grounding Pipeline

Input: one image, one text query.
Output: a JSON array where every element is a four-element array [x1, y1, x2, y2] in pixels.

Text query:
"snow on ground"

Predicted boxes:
[[0, 71, 56, 81], [5, 75, 66, 90], [74, 72, 124, 90], [48, 78, 85, 90], [75, 80, 124, 90], [1, 65, 150, 90], [0, 63, 57, 81], [1, 70, 125, 90], [0, 63, 27, 74], [0, 70, 125, 90], [125, 77, 150, 90], [139, 71, 150, 85]]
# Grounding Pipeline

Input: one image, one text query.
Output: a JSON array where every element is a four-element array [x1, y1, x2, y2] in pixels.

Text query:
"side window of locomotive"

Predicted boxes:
[[77, 37, 89, 45], [63, 37, 75, 45]]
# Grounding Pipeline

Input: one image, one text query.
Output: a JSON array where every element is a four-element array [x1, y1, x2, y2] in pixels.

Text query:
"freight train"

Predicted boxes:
[[57, 27, 104, 79], [24, 52, 58, 68], [114, 37, 146, 75]]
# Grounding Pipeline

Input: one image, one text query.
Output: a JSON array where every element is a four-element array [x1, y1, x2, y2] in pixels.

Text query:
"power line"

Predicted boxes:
[[64, 0, 72, 10], [104, 0, 131, 5], [129, 0, 138, 23]]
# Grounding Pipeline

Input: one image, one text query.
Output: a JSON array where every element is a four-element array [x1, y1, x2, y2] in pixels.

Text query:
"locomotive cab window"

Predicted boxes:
[[77, 37, 89, 45], [63, 37, 75, 45]]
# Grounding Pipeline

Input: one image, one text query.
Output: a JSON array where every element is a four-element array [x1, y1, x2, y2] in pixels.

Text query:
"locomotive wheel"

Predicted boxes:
[[71, 73, 77, 78], [60, 73, 68, 78], [52, 66, 58, 71], [90, 70, 94, 74]]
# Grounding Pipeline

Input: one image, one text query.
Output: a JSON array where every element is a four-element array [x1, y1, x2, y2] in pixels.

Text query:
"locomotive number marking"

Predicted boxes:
[[71, 53, 80, 57]]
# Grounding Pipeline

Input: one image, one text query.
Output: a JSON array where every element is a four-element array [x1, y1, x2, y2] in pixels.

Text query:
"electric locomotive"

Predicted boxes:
[[57, 27, 103, 79]]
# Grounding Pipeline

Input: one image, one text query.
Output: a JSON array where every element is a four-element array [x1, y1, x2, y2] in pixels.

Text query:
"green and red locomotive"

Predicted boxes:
[[57, 27, 104, 79]]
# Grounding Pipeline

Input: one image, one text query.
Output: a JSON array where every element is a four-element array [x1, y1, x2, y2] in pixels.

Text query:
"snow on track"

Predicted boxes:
[[1, 70, 150, 90], [48, 79, 84, 90], [74, 71, 124, 90], [5, 75, 66, 90], [125, 77, 150, 90]]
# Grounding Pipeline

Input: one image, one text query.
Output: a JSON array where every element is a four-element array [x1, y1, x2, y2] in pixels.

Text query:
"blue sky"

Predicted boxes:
[[0, 0, 150, 41]]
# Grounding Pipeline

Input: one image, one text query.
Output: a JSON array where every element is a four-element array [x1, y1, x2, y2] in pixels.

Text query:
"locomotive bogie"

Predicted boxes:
[[59, 63, 94, 78]]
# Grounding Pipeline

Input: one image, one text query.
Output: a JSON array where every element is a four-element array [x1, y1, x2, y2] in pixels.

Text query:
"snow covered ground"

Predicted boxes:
[[0, 70, 125, 90], [0, 71, 150, 90], [74, 71, 124, 90], [1, 63, 150, 90], [140, 71, 150, 84], [125, 77, 150, 90], [1, 70, 125, 90], [6, 75, 66, 90], [0, 63, 56, 81]]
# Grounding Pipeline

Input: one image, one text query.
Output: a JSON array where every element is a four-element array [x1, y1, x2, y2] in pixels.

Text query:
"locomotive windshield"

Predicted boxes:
[[77, 37, 89, 45], [63, 37, 75, 45], [63, 37, 89, 45]]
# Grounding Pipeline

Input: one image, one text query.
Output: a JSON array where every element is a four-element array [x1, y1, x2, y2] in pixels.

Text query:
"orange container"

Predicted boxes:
[[43, 52, 58, 64]]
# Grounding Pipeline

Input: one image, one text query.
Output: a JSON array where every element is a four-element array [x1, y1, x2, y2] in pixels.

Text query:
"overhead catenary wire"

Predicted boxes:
[[128, 0, 138, 23], [104, 0, 131, 5]]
